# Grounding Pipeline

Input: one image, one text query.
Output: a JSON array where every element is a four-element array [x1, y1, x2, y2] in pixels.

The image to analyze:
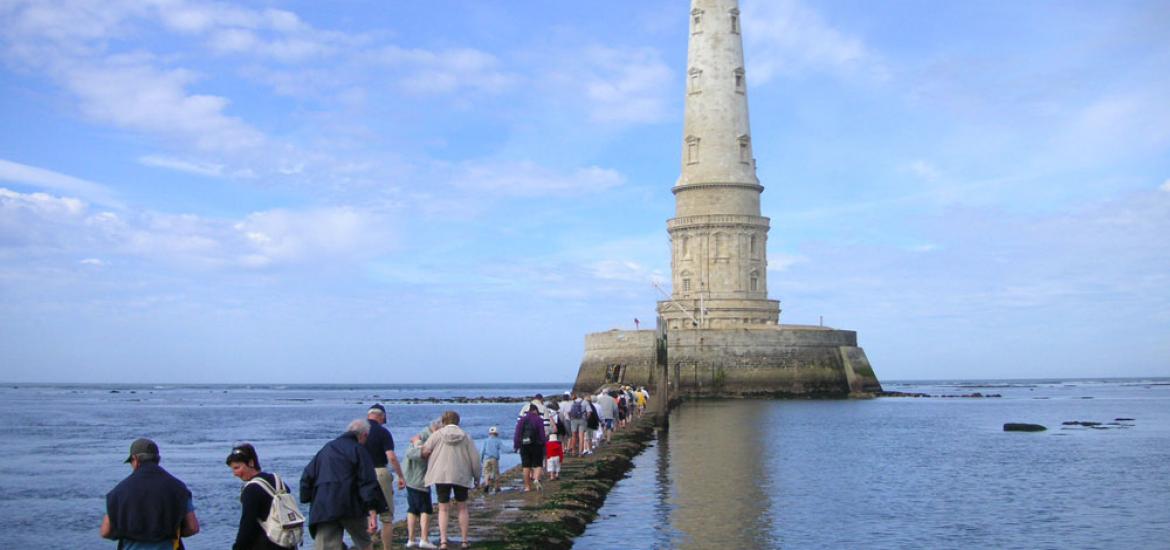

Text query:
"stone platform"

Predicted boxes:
[[574, 325, 882, 397]]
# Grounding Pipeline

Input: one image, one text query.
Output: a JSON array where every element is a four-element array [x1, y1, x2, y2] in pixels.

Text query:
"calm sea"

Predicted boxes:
[[2, 380, 1168, 549], [0, 383, 563, 549], [578, 378, 1170, 549]]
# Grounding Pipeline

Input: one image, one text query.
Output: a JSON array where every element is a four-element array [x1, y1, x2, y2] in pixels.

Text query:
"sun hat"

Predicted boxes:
[[488, 426, 498, 434]]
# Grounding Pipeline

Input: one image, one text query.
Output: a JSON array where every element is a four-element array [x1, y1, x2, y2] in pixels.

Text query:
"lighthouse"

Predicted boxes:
[[661, 0, 781, 330], [574, 0, 882, 398]]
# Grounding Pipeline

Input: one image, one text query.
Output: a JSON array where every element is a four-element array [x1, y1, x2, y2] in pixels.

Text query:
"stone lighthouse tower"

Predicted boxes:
[[661, 0, 780, 330], [574, 0, 882, 397]]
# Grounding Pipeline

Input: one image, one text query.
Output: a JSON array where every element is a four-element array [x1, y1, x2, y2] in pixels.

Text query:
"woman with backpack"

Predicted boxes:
[[226, 443, 301, 550], [513, 403, 547, 492]]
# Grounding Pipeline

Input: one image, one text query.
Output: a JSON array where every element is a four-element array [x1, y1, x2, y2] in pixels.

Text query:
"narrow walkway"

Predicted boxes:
[[381, 414, 659, 549]]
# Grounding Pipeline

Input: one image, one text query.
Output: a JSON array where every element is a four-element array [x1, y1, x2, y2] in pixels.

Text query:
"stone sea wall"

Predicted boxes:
[[574, 326, 882, 396], [381, 414, 660, 549]]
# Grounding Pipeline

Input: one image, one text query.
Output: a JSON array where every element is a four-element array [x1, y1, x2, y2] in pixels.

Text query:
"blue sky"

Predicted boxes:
[[1, 0, 1167, 384]]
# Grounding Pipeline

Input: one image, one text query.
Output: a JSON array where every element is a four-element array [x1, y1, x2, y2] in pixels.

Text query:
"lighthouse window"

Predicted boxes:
[[688, 68, 702, 95], [683, 278, 692, 292], [686, 135, 700, 164], [750, 234, 757, 257], [734, 67, 745, 93], [738, 135, 751, 163], [730, 9, 740, 34], [750, 271, 759, 291], [691, 8, 703, 34]]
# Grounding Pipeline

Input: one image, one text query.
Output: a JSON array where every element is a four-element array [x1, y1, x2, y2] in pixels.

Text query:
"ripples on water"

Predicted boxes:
[[578, 379, 1170, 549], [0, 383, 563, 549]]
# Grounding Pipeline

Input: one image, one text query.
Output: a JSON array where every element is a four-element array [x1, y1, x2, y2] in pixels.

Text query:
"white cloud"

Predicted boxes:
[[742, 0, 887, 84], [768, 252, 807, 272], [79, 258, 105, 266], [0, 187, 87, 218], [579, 46, 672, 124], [1161, 179, 1170, 192], [0, 159, 122, 207], [907, 160, 941, 182], [64, 57, 265, 152], [588, 259, 655, 283], [1, 184, 395, 269], [232, 207, 394, 267], [138, 155, 225, 177], [372, 46, 516, 96], [450, 161, 625, 197]]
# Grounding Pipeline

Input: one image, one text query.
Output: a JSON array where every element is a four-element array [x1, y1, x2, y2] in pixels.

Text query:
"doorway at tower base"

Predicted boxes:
[[573, 325, 882, 397]]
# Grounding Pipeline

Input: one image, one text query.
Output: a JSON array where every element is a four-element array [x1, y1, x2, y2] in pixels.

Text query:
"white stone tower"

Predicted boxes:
[[659, 0, 781, 330]]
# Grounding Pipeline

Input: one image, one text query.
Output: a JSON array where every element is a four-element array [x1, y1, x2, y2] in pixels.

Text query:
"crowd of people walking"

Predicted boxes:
[[99, 385, 649, 550]]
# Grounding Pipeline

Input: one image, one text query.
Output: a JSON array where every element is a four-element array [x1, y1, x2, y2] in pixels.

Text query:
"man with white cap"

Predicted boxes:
[[365, 403, 406, 550]]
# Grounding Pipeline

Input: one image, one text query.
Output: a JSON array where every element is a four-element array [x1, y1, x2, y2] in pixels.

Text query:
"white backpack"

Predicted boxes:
[[246, 473, 305, 548]]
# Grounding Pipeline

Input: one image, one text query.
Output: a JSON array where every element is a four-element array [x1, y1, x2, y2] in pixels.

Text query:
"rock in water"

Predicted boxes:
[[1004, 423, 1047, 432]]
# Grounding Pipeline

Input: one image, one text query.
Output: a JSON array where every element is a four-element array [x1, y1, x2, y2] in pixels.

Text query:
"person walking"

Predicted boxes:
[[100, 438, 200, 549], [422, 411, 481, 550], [365, 403, 407, 550], [479, 426, 503, 493], [513, 404, 547, 492], [300, 419, 386, 550], [556, 392, 575, 455], [585, 396, 601, 452], [567, 394, 587, 457], [403, 434, 437, 548], [226, 443, 291, 550]]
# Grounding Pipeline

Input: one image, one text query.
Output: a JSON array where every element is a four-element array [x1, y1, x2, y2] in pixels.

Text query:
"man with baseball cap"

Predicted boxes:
[[100, 438, 200, 548], [365, 403, 406, 550]]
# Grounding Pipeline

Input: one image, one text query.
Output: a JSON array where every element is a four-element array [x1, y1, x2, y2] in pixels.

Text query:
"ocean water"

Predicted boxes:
[[0, 383, 563, 549], [578, 378, 1170, 549]]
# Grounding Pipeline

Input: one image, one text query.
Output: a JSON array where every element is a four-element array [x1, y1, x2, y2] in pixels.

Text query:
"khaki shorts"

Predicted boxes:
[[375, 467, 395, 523], [483, 458, 499, 481]]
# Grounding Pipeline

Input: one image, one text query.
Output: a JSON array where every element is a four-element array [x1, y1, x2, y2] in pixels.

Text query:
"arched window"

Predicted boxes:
[[750, 234, 757, 257], [738, 134, 751, 164], [729, 8, 740, 34], [750, 270, 759, 292], [734, 67, 745, 93]]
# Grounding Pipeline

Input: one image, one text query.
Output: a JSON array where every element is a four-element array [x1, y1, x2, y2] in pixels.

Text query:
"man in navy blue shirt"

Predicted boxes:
[[365, 404, 406, 550], [100, 438, 200, 549]]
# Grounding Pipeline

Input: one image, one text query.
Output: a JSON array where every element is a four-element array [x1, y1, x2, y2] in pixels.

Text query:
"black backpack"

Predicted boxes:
[[586, 403, 600, 430], [521, 419, 537, 445]]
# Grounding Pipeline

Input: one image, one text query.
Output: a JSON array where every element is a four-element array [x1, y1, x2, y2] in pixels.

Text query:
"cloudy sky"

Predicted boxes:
[[1, 0, 1167, 384]]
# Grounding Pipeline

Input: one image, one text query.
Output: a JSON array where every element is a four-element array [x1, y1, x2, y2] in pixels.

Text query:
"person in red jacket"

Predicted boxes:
[[545, 433, 564, 481]]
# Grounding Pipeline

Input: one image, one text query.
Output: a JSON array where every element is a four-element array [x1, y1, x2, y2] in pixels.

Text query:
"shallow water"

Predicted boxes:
[[0, 383, 562, 549], [577, 379, 1170, 549]]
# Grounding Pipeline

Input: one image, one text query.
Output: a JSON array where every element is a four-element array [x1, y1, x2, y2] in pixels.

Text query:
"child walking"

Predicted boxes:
[[404, 433, 438, 548], [480, 426, 503, 493], [545, 432, 564, 481]]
